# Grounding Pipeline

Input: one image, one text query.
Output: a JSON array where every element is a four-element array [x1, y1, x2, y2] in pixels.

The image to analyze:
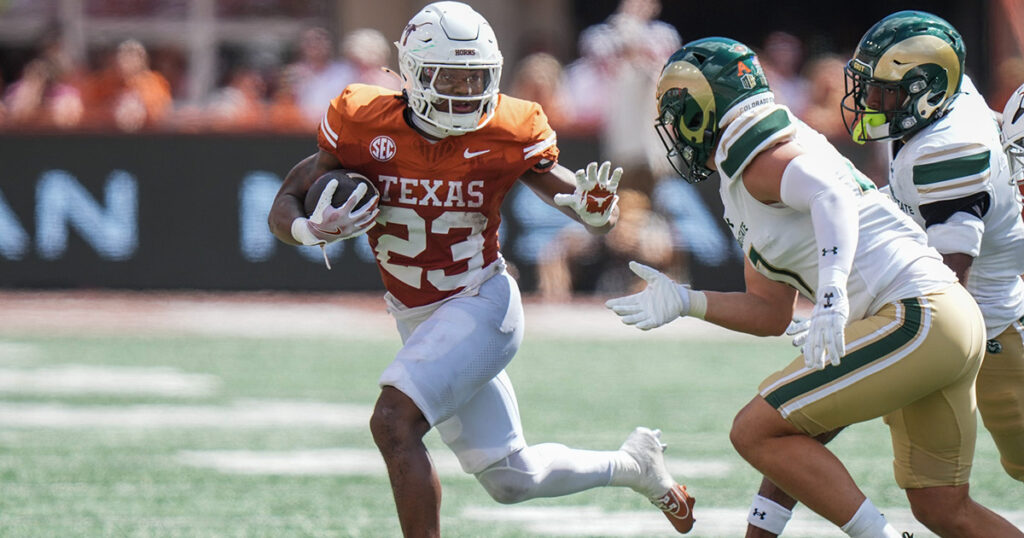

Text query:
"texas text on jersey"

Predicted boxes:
[[318, 83, 558, 307]]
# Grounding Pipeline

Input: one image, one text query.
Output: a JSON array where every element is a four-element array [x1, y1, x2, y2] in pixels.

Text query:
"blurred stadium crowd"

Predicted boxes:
[[1, 0, 1021, 299], [0, 20, 397, 133], [7, 0, 1017, 137]]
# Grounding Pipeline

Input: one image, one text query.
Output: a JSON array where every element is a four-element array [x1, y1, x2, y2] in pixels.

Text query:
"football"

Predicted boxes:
[[303, 169, 379, 218]]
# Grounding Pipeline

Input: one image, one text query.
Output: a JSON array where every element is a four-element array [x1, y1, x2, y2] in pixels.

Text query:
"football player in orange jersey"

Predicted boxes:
[[267, 2, 695, 536]]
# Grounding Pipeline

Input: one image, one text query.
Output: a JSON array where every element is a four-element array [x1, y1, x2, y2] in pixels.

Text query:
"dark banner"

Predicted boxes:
[[0, 134, 743, 292]]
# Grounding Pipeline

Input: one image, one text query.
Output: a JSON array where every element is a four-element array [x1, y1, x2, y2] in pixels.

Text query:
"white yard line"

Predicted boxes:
[[0, 399, 371, 428], [0, 342, 41, 364], [461, 505, 1024, 537], [0, 291, 769, 342], [0, 364, 220, 397]]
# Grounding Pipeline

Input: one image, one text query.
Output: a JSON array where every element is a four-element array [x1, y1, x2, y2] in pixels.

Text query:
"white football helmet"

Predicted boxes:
[[395, 1, 502, 137], [1002, 82, 1024, 186]]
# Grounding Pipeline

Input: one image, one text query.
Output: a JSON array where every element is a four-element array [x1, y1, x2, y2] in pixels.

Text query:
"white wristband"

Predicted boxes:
[[290, 217, 321, 246], [747, 493, 793, 535], [687, 289, 707, 320]]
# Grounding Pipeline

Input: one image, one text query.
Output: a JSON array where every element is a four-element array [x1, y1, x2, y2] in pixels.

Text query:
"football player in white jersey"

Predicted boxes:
[[268, 2, 696, 536], [739, 11, 1024, 538], [606, 36, 1024, 537]]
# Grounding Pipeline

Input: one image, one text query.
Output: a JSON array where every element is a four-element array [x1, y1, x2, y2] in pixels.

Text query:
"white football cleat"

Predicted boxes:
[[620, 427, 696, 534]]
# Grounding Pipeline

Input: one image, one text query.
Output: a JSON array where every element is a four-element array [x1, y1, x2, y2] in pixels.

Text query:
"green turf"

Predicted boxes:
[[0, 334, 1013, 537]]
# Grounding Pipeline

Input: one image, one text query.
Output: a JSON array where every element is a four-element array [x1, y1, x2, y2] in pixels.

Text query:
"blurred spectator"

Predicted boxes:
[[587, 0, 681, 195], [537, 189, 674, 301], [991, 56, 1024, 112], [289, 27, 356, 123], [341, 28, 400, 90], [149, 46, 188, 99], [508, 52, 571, 130], [562, 24, 618, 135], [204, 65, 267, 131], [79, 39, 172, 131], [798, 53, 886, 185], [759, 31, 808, 114], [3, 58, 83, 129], [34, 26, 80, 86], [267, 64, 314, 132], [799, 54, 846, 140]]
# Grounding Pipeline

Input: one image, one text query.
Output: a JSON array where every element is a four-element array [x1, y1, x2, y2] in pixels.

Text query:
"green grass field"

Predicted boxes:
[[0, 318, 1020, 537]]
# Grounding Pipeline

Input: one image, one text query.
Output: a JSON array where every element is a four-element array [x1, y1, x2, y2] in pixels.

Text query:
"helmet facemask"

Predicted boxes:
[[1007, 139, 1024, 189], [655, 87, 717, 183], [406, 62, 501, 134], [842, 60, 948, 143], [1002, 84, 1024, 189]]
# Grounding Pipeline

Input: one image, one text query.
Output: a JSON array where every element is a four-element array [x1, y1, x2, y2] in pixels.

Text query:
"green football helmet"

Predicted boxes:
[[842, 10, 965, 143], [655, 37, 772, 183]]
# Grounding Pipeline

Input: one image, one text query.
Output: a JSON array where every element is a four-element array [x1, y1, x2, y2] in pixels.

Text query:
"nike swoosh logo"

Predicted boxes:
[[312, 224, 343, 236], [464, 148, 491, 158]]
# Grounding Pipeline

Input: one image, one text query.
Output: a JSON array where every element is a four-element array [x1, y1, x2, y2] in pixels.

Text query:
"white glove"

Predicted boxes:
[[785, 316, 810, 348], [605, 261, 703, 330], [803, 285, 849, 370], [291, 180, 380, 246], [553, 161, 622, 227]]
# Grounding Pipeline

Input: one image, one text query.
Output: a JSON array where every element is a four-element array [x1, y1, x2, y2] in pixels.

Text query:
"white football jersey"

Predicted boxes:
[[886, 76, 1024, 337], [716, 103, 955, 321]]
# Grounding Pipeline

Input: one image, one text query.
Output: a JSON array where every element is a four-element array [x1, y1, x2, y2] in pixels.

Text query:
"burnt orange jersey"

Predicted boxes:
[[318, 84, 559, 307]]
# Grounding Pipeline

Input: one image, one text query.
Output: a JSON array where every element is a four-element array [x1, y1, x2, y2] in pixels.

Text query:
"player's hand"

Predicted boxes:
[[553, 161, 622, 227], [785, 316, 810, 348], [606, 261, 690, 330], [293, 180, 380, 246], [803, 285, 849, 370]]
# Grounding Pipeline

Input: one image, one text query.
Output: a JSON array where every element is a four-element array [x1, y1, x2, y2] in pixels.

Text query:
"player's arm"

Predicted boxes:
[[703, 258, 799, 336], [747, 141, 856, 369], [911, 144, 992, 285], [268, 149, 343, 246], [520, 162, 620, 234], [605, 257, 797, 335], [920, 195, 986, 286]]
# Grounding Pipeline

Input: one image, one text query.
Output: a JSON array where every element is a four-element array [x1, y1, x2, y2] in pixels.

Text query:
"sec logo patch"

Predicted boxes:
[[370, 135, 396, 162]]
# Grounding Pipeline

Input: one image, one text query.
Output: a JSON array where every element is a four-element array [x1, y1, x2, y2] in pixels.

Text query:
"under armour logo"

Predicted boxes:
[[752, 508, 766, 520], [822, 246, 838, 256], [824, 292, 834, 308]]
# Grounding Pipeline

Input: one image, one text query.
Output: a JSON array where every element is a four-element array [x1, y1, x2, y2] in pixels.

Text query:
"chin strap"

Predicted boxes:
[[409, 111, 454, 140]]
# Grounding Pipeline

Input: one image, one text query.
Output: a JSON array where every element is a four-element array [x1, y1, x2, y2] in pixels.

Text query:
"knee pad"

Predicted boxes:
[[475, 450, 538, 505], [474, 444, 571, 504]]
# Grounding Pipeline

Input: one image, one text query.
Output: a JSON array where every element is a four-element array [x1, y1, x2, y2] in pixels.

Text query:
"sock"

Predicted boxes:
[[840, 498, 901, 538], [607, 449, 643, 488], [748, 493, 793, 535]]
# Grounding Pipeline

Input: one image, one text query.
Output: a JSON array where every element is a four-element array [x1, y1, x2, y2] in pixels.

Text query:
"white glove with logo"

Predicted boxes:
[[605, 261, 705, 330], [292, 180, 380, 246], [803, 285, 849, 370], [553, 161, 622, 227]]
